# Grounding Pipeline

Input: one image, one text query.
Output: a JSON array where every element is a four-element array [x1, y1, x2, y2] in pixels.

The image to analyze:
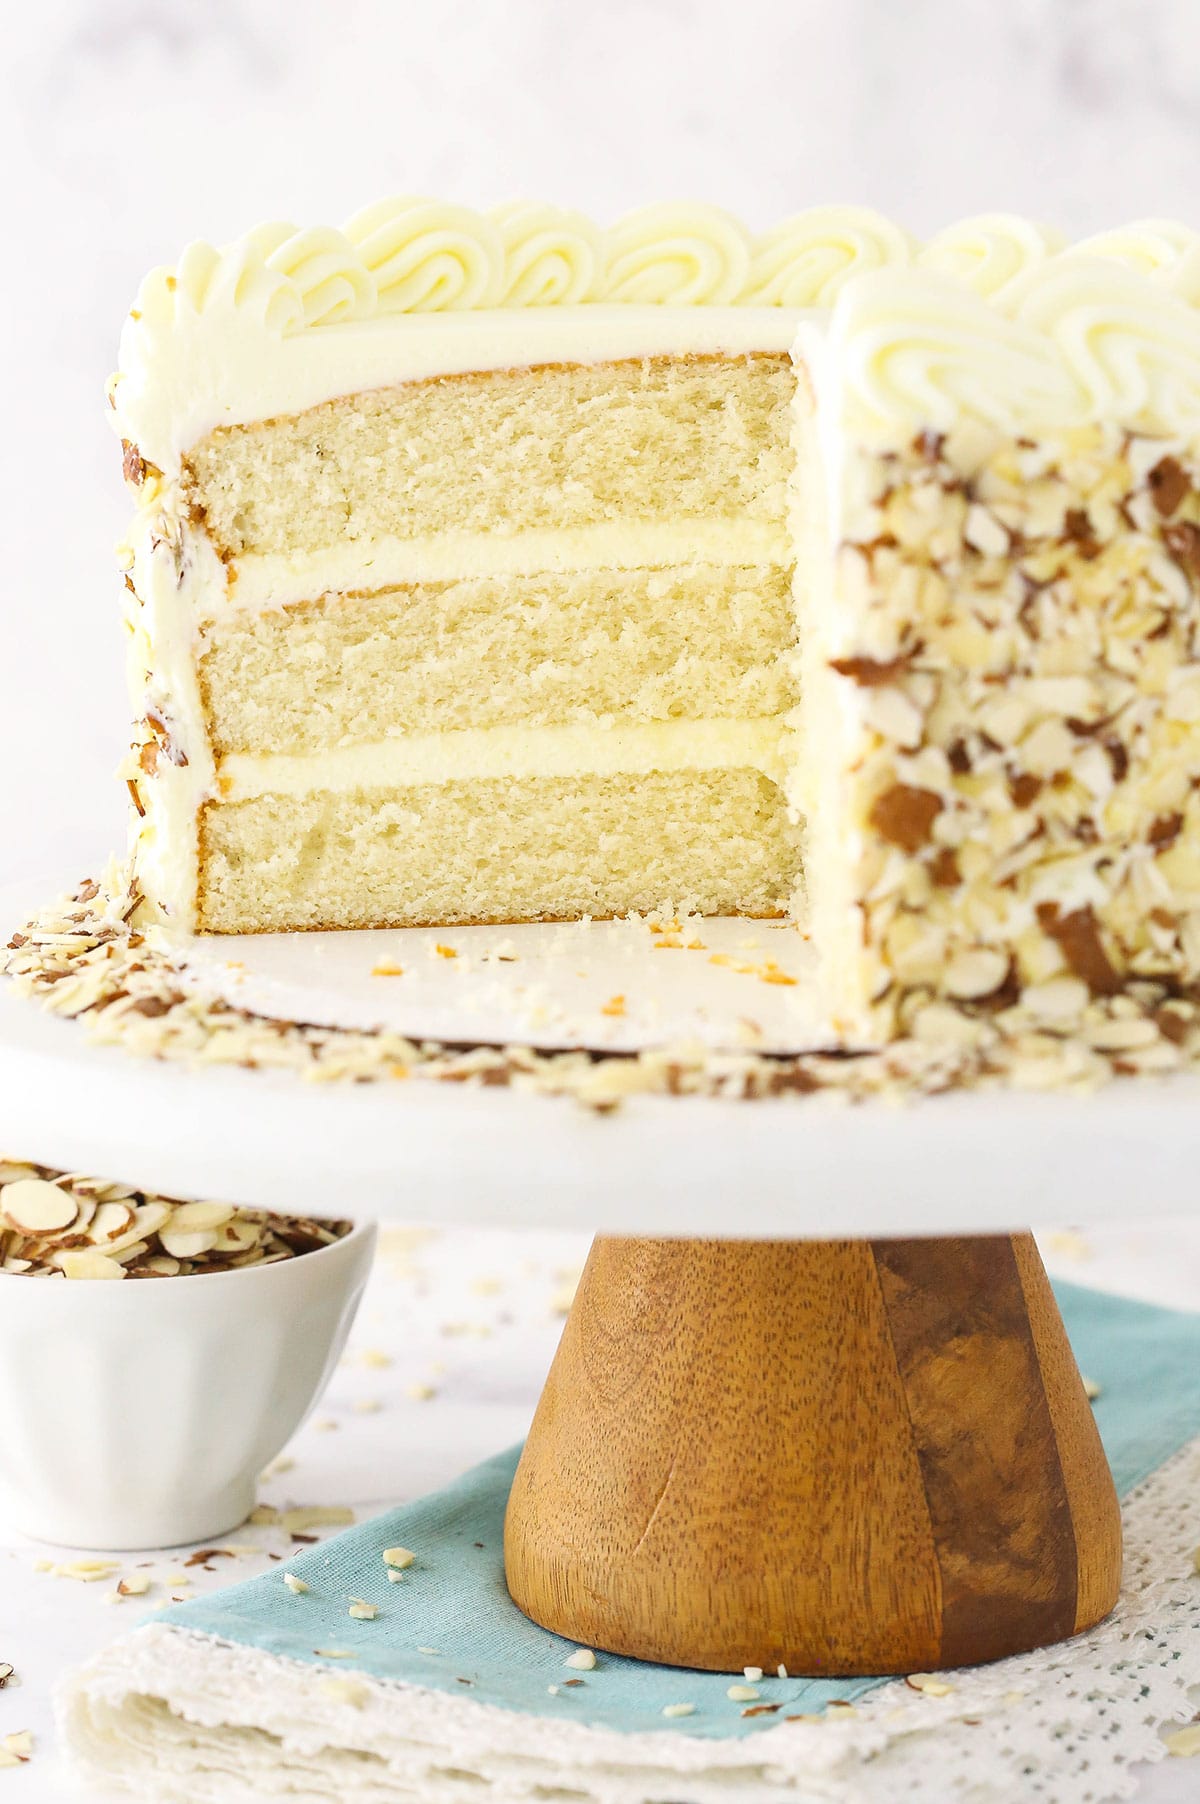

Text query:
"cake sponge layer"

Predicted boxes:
[[197, 769, 800, 931], [183, 355, 793, 557], [200, 566, 797, 757]]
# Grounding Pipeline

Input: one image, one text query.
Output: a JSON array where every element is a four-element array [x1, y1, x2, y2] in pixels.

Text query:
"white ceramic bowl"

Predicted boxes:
[[0, 1218, 376, 1549]]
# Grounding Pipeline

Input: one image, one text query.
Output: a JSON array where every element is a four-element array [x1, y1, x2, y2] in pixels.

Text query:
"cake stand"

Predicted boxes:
[[6, 875, 1194, 1676]]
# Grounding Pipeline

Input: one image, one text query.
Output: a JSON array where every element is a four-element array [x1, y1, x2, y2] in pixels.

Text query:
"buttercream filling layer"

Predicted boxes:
[[221, 522, 792, 614], [216, 718, 791, 801]]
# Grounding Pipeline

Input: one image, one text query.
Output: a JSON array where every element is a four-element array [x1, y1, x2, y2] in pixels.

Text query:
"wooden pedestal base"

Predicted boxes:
[[504, 1234, 1123, 1675]]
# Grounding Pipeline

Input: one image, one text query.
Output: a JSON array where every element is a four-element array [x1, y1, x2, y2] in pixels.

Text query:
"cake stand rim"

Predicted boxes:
[[3, 949, 1198, 1236]]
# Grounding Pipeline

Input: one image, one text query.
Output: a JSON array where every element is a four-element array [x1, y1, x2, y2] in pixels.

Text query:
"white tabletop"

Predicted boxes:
[[6, 1216, 1200, 1802]]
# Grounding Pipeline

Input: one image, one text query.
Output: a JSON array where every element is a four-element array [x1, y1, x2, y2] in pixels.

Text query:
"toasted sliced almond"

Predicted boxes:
[[117, 1575, 152, 1597], [0, 1178, 78, 1236]]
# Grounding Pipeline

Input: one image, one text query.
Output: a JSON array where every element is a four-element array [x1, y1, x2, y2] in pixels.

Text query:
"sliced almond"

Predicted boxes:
[[348, 1599, 378, 1620], [169, 1201, 236, 1234], [53, 1249, 127, 1281], [0, 1178, 78, 1236], [0, 1163, 39, 1185], [87, 1200, 136, 1243], [382, 1547, 415, 1570], [158, 1227, 219, 1260], [131, 1201, 173, 1239], [282, 1507, 355, 1536]]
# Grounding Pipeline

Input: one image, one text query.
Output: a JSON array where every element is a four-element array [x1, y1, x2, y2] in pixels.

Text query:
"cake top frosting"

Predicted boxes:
[[110, 202, 1200, 469]]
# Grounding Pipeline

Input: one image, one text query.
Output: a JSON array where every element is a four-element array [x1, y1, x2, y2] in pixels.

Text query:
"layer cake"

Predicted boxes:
[[111, 203, 1200, 1043]]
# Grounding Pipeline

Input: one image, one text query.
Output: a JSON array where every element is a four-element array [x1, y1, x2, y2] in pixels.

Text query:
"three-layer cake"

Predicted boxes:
[[112, 203, 1200, 1041]]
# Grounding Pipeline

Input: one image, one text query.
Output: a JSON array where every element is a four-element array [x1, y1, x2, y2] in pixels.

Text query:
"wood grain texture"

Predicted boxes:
[[504, 1234, 1123, 1676], [1010, 1234, 1123, 1633]]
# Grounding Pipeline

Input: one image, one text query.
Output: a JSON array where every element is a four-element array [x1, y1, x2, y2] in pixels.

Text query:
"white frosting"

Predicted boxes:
[[221, 521, 791, 615], [822, 259, 1200, 436], [110, 200, 920, 471], [743, 207, 915, 307], [217, 718, 789, 802], [113, 304, 802, 477], [917, 213, 1065, 299]]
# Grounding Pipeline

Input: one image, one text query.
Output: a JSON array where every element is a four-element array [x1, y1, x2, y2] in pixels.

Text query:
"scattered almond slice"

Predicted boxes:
[[314, 1649, 353, 1659], [0, 1178, 78, 1235], [743, 1665, 764, 1683], [348, 1599, 378, 1620], [0, 1729, 31, 1764], [383, 1547, 415, 1570], [117, 1575, 151, 1597], [0, 1665, 13, 1688], [54, 1561, 121, 1582], [1166, 1724, 1200, 1757], [565, 1648, 596, 1671], [249, 1505, 281, 1526], [283, 1573, 310, 1595], [905, 1673, 954, 1697], [320, 1676, 370, 1707], [282, 1506, 355, 1536], [727, 1683, 759, 1701], [1082, 1375, 1102, 1401], [662, 1701, 695, 1718], [386, 1570, 405, 1584]]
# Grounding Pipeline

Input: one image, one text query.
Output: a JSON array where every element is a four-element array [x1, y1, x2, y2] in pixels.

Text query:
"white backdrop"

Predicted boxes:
[[4, 0, 1199, 880]]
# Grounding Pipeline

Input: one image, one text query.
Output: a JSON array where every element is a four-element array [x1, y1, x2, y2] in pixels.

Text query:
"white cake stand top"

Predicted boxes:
[[3, 871, 1198, 1238]]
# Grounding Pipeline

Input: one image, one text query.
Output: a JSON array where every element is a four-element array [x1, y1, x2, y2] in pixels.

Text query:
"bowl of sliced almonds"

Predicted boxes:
[[0, 1160, 376, 1548]]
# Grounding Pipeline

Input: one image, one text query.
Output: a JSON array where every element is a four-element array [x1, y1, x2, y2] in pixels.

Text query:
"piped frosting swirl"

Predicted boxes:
[[825, 256, 1200, 436]]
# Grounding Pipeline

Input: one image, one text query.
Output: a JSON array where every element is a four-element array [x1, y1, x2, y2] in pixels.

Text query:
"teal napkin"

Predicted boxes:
[[163, 1281, 1200, 1740]]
